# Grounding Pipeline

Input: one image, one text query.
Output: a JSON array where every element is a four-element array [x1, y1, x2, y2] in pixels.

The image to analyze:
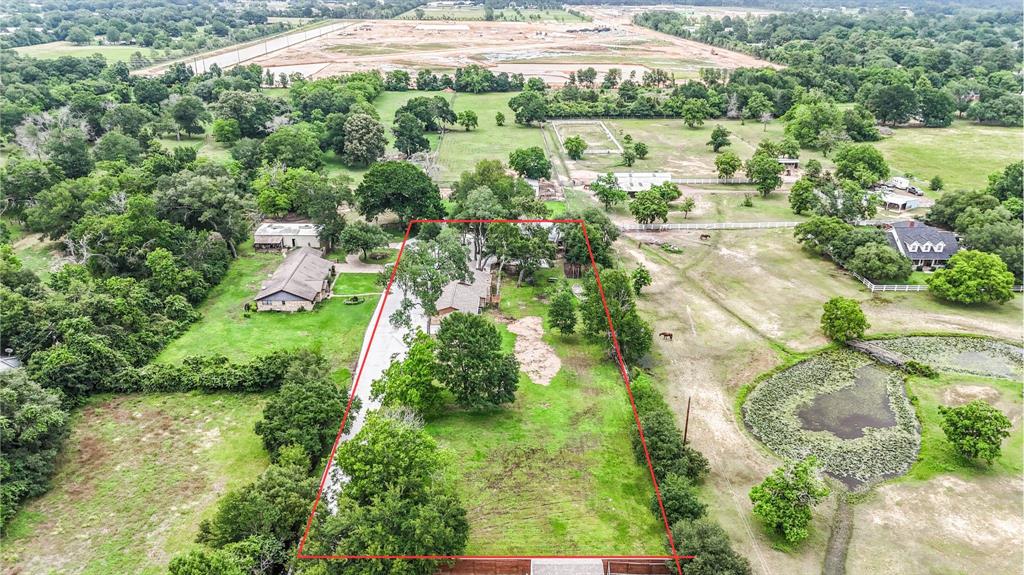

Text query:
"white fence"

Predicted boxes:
[[618, 221, 802, 232], [850, 271, 928, 292], [672, 177, 753, 185]]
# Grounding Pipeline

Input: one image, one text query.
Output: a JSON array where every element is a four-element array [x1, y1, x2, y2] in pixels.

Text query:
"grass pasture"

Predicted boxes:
[[423, 267, 666, 555], [873, 121, 1023, 192], [1, 393, 269, 575], [14, 41, 149, 62], [156, 246, 379, 377]]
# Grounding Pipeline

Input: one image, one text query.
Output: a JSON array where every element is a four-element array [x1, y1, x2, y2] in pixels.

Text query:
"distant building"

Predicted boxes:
[[880, 192, 921, 212], [431, 267, 492, 327], [254, 221, 321, 251], [887, 177, 910, 190], [884, 221, 959, 270], [255, 247, 335, 312], [0, 355, 22, 373], [612, 172, 672, 196]]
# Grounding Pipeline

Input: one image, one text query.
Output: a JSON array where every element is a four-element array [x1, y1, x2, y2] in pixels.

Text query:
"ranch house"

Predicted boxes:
[[884, 220, 959, 270], [254, 221, 322, 251], [255, 247, 335, 312], [430, 267, 493, 327]]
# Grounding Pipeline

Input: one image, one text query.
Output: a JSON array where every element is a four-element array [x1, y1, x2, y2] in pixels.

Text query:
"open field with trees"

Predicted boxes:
[[13, 41, 150, 62], [1, 393, 270, 575]]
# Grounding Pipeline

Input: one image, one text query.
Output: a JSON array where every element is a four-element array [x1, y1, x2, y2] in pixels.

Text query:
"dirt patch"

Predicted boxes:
[[943, 384, 1002, 406], [508, 316, 561, 386]]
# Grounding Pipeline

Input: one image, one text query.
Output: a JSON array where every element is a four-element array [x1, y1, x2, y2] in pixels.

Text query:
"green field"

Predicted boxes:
[[156, 246, 379, 376], [1, 393, 269, 575], [873, 120, 1022, 193], [904, 372, 1022, 482], [423, 266, 666, 555], [439, 92, 547, 182], [398, 7, 585, 22], [14, 41, 151, 62]]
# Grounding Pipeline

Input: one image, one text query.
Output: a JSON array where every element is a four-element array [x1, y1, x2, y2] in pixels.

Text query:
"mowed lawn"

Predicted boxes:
[[438, 92, 545, 182], [14, 41, 150, 62], [873, 120, 1023, 192], [156, 246, 380, 377], [424, 267, 666, 555], [1, 393, 269, 575]]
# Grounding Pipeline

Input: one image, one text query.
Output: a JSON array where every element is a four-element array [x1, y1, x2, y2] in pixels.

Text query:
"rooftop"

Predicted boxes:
[[256, 247, 334, 302], [255, 221, 320, 237], [436, 266, 492, 315], [885, 221, 959, 260]]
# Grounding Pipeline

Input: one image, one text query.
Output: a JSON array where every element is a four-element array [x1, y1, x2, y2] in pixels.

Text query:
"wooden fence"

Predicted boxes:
[[602, 559, 674, 574], [436, 559, 530, 575]]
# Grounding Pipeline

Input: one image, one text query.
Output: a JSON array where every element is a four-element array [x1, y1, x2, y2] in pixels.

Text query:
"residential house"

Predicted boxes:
[[612, 172, 672, 197], [255, 247, 335, 312], [430, 266, 492, 327], [254, 221, 321, 251], [884, 221, 959, 270]]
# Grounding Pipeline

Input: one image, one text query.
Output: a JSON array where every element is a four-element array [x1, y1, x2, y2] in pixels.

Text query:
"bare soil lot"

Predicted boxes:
[[249, 17, 775, 82]]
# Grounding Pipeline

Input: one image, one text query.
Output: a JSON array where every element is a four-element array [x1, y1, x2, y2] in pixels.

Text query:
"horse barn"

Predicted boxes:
[[253, 221, 322, 251], [254, 247, 335, 312], [612, 172, 672, 197]]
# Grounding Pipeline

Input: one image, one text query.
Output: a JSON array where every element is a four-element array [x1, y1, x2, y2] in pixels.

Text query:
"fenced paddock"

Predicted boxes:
[[618, 221, 802, 232], [550, 120, 624, 155]]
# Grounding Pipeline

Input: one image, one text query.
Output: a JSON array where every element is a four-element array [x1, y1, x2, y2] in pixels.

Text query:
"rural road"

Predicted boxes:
[[140, 20, 354, 76]]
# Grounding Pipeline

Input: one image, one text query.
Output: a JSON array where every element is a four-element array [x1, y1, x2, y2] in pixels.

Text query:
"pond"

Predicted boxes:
[[797, 364, 897, 440]]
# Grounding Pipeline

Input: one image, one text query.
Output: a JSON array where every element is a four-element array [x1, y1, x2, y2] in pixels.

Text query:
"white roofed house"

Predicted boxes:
[[611, 172, 672, 197], [255, 247, 336, 312], [884, 221, 959, 271], [253, 221, 322, 251]]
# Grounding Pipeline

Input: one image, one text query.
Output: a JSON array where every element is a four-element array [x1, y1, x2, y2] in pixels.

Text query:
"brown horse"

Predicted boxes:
[[699, 233, 711, 241], [658, 332, 674, 341]]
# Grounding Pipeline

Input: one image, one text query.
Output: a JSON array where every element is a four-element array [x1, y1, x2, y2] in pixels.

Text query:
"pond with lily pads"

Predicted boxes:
[[742, 336, 1023, 490]]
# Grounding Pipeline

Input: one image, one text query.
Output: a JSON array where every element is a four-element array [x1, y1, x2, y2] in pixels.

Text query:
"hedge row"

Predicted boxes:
[[629, 372, 709, 486], [101, 350, 306, 393]]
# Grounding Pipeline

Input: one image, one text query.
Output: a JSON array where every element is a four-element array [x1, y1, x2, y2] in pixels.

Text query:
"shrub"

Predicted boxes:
[[653, 472, 707, 526], [749, 456, 830, 544], [938, 400, 1012, 464], [820, 297, 868, 343]]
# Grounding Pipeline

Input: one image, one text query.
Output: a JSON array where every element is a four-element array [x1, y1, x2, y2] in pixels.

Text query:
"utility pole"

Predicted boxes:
[[682, 396, 691, 444]]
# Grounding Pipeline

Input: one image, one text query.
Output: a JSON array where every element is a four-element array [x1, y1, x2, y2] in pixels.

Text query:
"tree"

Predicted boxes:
[[255, 354, 347, 467], [155, 167, 255, 259], [44, 128, 93, 179], [621, 147, 637, 167], [833, 144, 889, 187], [339, 221, 389, 261], [67, 25, 92, 45], [134, 77, 170, 106], [918, 84, 956, 128], [842, 104, 881, 142], [384, 69, 411, 91], [211, 118, 241, 144], [94, 130, 142, 163], [0, 157, 63, 218], [436, 312, 519, 409], [508, 146, 551, 179], [938, 400, 1012, 464], [672, 519, 752, 575], [508, 90, 547, 125], [963, 219, 1023, 280], [370, 330, 444, 415], [820, 297, 868, 343], [342, 113, 386, 167], [678, 196, 696, 219], [655, 473, 707, 526], [679, 98, 711, 128], [170, 95, 210, 137], [707, 124, 731, 152], [926, 250, 1015, 305], [715, 150, 742, 178], [495, 111, 505, 126], [261, 123, 323, 171], [355, 161, 444, 223], [868, 83, 919, 126], [390, 227, 470, 332], [590, 172, 627, 211], [564, 135, 587, 160], [846, 243, 911, 283], [456, 110, 478, 131], [746, 152, 784, 197], [392, 112, 429, 156], [632, 265, 652, 294], [581, 268, 652, 365], [788, 177, 819, 215], [630, 189, 669, 224], [102, 103, 154, 138], [0, 371, 70, 528], [929, 175, 944, 191], [168, 548, 244, 575], [743, 91, 774, 129], [749, 456, 830, 544], [214, 90, 276, 138], [548, 287, 577, 335], [633, 142, 649, 160]]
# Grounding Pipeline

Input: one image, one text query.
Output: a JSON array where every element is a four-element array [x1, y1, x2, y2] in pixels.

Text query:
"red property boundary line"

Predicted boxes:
[[296, 219, 691, 574]]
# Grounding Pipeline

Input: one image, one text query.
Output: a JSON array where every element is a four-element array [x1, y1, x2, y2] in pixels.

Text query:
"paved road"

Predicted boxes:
[[140, 20, 354, 76]]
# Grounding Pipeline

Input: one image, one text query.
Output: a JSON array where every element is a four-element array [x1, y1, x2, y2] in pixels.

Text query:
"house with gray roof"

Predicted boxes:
[[255, 247, 335, 312], [430, 266, 492, 327], [884, 220, 959, 270]]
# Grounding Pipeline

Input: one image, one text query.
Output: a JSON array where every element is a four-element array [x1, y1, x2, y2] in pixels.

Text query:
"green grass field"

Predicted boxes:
[[398, 7, 585, 22], [156, 245, 379, 377], [903, 372, 1022, 482], [423, 266, 666, 555], [14, 41, 151, 62], [438, 92, 546, 182], [3, 218, 61, 278], [1, 393, 268, 575], [874, 121, 1023, 192]]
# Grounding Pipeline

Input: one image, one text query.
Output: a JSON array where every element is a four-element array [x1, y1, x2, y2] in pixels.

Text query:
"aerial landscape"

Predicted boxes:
[[0, 1, 1021, 574]]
